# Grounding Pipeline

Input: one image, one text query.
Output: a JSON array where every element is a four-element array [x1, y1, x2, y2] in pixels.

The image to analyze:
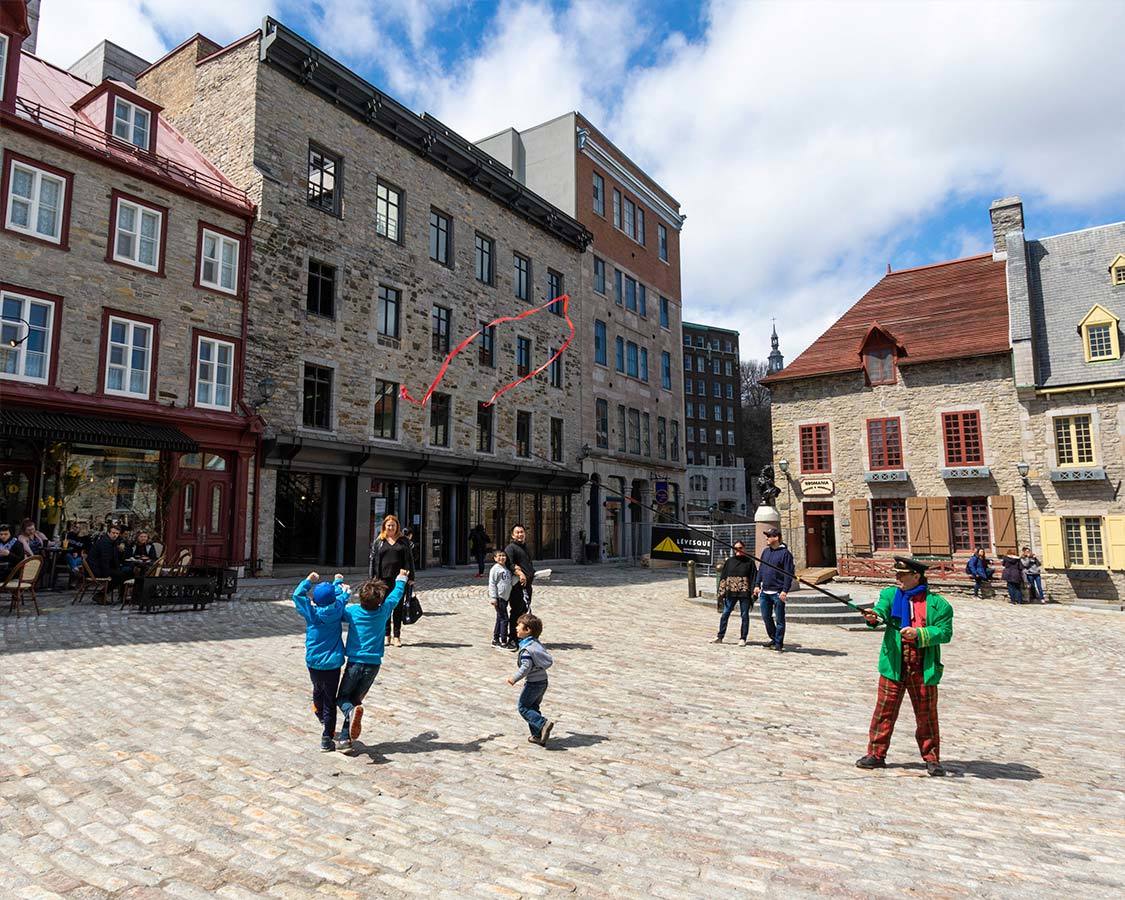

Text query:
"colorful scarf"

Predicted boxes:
[[891, 582, 927, 628]]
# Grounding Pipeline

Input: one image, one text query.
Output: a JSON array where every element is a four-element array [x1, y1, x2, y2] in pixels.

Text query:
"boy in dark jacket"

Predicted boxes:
[[1000, 554, 1025, 604], [505, 613, 555, 746], [292, 572, 348, 751], [753, 527, 795, 651]]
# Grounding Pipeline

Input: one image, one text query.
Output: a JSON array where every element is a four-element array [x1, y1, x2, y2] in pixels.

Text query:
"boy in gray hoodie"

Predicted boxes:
[[488, 549, 514, 649], [505, 613, 555, 746]]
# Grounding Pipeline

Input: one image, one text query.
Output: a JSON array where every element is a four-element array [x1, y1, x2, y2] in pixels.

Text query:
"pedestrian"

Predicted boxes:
[[469, 523, 491, 577], [488, 548, 514, 649], [0, 523, 27, 580], [369, 514, 415, 647], [965, 548, 992, 597], [1020, 546, 1044, 603], [504, 524, 536, 649], [1000, 552, 1025, 604], [334, 568, 410, 749], [856, 556, 953, 777], [711, 540, 757, 646], [291, 572, 348, 752], [753, 527, 794, 651], [505, 612, 555, 746]]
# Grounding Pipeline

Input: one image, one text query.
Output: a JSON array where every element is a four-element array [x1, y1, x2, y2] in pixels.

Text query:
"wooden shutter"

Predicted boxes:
[[990, 495, 1017, 555], [850, 499, 872, 554], [907, 497, 930, 554], [927, 497, 951, 555], [1106, 516, 1125, 570], [1039, 516, 1064, 568]]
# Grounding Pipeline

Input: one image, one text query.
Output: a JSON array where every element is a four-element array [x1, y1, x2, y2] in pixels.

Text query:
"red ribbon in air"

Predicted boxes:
[[400, 293, 574, 408]]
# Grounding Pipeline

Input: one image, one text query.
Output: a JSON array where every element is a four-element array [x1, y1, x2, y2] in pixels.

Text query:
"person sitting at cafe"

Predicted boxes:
[[18, 518, 48, 557], [88, 523, 128, 595], [0, 523, 27, 580], [127, 530, 159, 575], [64, 520, 88, 577]]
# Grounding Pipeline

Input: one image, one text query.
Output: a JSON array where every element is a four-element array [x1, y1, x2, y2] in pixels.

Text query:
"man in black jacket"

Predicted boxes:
[[89, 524, 127, 591], [504, 524, 536, 649]]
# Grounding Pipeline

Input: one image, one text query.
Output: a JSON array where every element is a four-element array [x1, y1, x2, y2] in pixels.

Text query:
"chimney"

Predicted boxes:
[[24, 0, 40, 54], [989, 196, 1024, 259], [68, 40, 152, 88]]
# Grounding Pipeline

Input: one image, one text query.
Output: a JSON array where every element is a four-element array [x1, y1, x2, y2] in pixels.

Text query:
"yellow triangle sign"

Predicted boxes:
[[653, 537, 682, 554]]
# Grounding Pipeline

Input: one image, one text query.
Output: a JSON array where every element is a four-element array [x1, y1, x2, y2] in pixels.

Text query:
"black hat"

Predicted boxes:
[[763, 527, 781, 537], [892, 556, 929, 575]]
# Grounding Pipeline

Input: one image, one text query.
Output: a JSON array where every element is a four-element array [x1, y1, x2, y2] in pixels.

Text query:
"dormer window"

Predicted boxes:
[[858, 323, 902, 386], [113, 98, 150, 150], [1110, 254, 1125, 286], [1078, 303, 1121, 363]]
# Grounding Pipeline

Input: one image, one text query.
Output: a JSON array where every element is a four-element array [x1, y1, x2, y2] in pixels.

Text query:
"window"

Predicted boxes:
[[713, 404, 722, 420], [660, 296, 670, 329], [198, 226, 240, 294], [864, 346, 896, 384], [615, 336, 625, 372], [593, 256, 606, 294], [640, 348, 649, 382], [477, 402, 493, 453], [306, 260, 335, 318], [638, 283, 647, 317], [5, 157, 68, 244], [697, 378, 705, 394], [1080, 303, 1122, 362], [111, 196, 162, 271], [104, 316, 152, 398], [661, 351, 672, 389], [695, 336, 704, 348], [942, 411, 982, 465], [513, 253, 530, 301], [684, 333, 692, 346], [373, 379, 398, 439], [614, 268, 623, 306], [617, 405, 627, 452], [595, 399, 609, 449], [624, 275, 637, 312], [377, 285, 400, 338], [551, 417, 564, 463], [1087, 323, 1114, 360], [429, 208, 451, 265], [612, 189, 621, 229], [302, 364, 333, 429], [626, 342, 639, 378], [714, 428, 723, 445], [713, 382, 721, 397], [0, 34, 7, 101], [724, 360, 732, 377], [432, 305, 451, 355], [686, 401, 694, 419], [516, 411, 532, 458], [112, 97, 150, 150], [623, 197, 636, 239], [1064, 517, 1105, 567], [726, 407, 734, 422], [659, 223, 669, 261], [657, 417, 667, 459], [474, 233, 494, 284], [671, 420, 680, 461], [872, 499, 908, 550], [549, 347, 562, 388], [307, 144, 340, 214], [1114, 261, 1125, 286], [950, 497, 990, 552], [375, 180, 402, 241], [1054, 414, 1094, 466], [517, 336, 531, 377], [594, 320, 607, 366], [687, 426, 696, 443], [697, 355, 705, 370], [712, 358, 720, 375], [628, 408, 641, 454], [593, 171, 605, 216], [697, 404, 706, 421], [727, 429, 735, 447], [0, 291, 55, 384], [642, 413, 651, 456], [685, 379, 693, 395], [430, 393, 451, 447], [547, 269, 563, 315], [195, 336, 234, 410], [637, 208, 645, 246], [867, 417, 903, 469], [799, 423, 831, 473], [725, 383, 733, 399], [684, 354, 692, 373], [479, 323, 495, 367]]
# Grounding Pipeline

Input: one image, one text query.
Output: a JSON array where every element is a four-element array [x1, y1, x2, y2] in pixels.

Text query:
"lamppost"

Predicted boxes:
[[1016, 461, 1033, 553], [250, 375, 277, 411], [778, 458, 791, 546]]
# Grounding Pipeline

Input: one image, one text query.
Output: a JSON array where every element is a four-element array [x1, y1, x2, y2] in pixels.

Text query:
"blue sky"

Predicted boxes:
[[37, 0, 1125, 362]]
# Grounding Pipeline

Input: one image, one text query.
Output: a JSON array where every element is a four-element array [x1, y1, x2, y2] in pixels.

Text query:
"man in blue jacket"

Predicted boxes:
[[753, 527, 795, 652]]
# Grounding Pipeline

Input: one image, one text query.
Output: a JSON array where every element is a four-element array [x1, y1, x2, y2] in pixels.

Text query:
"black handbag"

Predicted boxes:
[[403, 587, 424, 625]]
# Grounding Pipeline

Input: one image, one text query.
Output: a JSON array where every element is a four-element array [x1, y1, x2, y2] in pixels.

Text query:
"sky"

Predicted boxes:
[[32, 0, 1125, 364]]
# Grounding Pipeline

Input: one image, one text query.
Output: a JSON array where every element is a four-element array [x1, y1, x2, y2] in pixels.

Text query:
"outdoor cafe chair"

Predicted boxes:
[[120, 556, 165, 608], [73, 555, 111, 606], [2, 555, 43, 617]]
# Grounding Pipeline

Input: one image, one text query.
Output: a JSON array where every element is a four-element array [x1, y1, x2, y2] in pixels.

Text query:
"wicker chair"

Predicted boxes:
[[2, 555, 43, 617], [168, 548, 192, 576], [120, 557, 165, 608], [73, 555, 112, 606]]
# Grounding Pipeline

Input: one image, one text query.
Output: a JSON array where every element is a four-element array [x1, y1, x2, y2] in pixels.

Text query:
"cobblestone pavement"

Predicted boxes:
[[2, 568, 1123, 899]]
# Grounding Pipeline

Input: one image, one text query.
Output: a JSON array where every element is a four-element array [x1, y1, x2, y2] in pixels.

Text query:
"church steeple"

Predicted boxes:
[[768, 319, 784, 373]]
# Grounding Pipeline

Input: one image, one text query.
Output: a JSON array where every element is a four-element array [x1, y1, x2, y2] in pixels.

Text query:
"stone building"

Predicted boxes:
[[137, 19, 591, 573], [999, 197, 1125, 605], [477, 114, 686, 560], [0, 2, 259, 563]]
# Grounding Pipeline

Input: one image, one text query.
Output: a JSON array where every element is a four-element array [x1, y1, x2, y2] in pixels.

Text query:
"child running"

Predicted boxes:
[[488, 549, 514, 650], [505, 613, 555, 746], [292, 572, 349, 752], [335, 568, 411, 749]]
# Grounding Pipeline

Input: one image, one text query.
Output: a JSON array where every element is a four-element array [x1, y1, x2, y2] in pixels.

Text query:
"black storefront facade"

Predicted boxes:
[[265, 435, 584, 570]]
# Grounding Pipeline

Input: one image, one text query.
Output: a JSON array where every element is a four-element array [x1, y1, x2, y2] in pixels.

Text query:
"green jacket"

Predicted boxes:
[[868, 586, 953, 685]]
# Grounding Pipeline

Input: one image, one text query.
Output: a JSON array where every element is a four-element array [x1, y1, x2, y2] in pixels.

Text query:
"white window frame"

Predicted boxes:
[[112, 97, 151, 150], [199, 228, 240, 294], [113, 198, 162, 271], [0, 291, 55, 385], [104, 316, 153, 398], [195, 336, 235, 411], [5, 160, 66, 244]]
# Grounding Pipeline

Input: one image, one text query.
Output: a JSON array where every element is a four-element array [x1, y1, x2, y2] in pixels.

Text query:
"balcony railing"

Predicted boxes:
[[14, 97, 251, 208]]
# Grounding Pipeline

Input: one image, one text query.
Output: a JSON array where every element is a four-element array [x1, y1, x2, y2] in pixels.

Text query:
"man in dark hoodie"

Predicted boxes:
[[753, 527, 795, 652]]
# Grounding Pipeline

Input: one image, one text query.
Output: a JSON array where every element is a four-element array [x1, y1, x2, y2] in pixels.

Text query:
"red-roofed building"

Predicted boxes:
[[0, 2, 260, 576], [763, 227, 1032, 584]]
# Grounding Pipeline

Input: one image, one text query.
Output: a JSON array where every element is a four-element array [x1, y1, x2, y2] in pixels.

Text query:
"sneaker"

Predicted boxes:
[[527, 734, 541, 745], [336, 737, 352, 751], [926, 762, 946, 777], [508, 642, 518, 651], [855, 754, 885, 769], [350, 705, 364, 741], [738, 639, 746, 647], [539, 720, 554, 747], [495, 641, 509, 652], [710, 637, 723, 644], [491, 638, 500, 647], [320, 736, 335, 752], [774, 644, 784, 653]]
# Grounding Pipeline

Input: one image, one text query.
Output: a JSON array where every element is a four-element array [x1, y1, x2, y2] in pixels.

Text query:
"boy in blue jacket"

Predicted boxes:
[[292, 571, 349, 751], [334, 569, 411, 749]]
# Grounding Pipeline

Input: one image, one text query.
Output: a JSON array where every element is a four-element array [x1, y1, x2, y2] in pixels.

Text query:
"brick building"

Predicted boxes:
[[137, 19, 591, 573], [477, 114, 686, 559], [0, 2, 259, 564]]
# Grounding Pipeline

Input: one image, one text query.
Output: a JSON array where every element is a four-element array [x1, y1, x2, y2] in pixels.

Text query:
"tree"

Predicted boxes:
[[740, 360, 773, 506]]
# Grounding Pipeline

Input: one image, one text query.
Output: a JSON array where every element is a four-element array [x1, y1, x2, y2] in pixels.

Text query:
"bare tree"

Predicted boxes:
[[741, 360, 772, 409], [739, 360, 773, 505]]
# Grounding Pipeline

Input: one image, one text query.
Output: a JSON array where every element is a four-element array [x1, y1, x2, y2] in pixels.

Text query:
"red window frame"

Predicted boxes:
[[950, 496, 990, 552], [872, 499, 908, 550], [799, 423, 831, 473], [188, 329, 242, 412], [103, 89, 161, 155], [866, 417, 903, 470], [942, 410, 983, 465], [1, 149, 75, 250], [193, 220, 246, 299], [0, 282, 64, 389], [105, 189, 170, 276], [96, 307, 161, 403]]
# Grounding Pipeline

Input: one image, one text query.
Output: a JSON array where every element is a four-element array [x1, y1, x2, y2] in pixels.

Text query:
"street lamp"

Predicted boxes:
[[1016, 461, 1033, 553], [777, 458, 791, 547], [4, 318, 31, 348], [251, 375, 277, 410]]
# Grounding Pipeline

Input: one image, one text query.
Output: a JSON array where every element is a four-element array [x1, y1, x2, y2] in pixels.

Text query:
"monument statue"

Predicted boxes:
[[757, 464, 781, 507]]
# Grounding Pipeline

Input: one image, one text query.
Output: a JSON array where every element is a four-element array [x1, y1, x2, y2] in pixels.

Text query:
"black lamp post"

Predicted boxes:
[[778, 458, 791, 546], [1016, 461, 1033, 553]]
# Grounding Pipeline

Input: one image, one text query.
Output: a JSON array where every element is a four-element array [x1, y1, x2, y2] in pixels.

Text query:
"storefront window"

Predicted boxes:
[[540, 494, 571, 559], [0, 469, 31, 526], [65, 446, 159, 530], [275, 472, 324, 564]]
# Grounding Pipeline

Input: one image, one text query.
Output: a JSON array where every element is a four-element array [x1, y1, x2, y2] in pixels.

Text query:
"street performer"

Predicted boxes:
[[855, 556, 952, 776]]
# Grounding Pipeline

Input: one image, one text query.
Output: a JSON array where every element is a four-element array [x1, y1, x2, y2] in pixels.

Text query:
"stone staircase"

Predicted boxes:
[[783, 588, 873, 626]]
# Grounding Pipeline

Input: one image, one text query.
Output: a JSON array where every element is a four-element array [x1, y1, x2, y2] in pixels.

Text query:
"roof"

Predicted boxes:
[[11, 52, 250, 210], [765, 254, 1009, 384], [0, 409, 198, 452], [682, 321, 740, 337]]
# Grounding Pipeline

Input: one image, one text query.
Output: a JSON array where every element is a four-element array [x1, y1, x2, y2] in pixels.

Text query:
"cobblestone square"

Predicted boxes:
[[1, 568, 1122, 898]]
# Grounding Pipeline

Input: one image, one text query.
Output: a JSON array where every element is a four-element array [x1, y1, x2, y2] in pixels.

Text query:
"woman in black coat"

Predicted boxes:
[[369, 514, 416, 646], [711, 540, 757, 645]]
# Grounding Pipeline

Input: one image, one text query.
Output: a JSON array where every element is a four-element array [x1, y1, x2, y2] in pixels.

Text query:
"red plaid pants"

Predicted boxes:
[[866, 644, 940, 762]]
